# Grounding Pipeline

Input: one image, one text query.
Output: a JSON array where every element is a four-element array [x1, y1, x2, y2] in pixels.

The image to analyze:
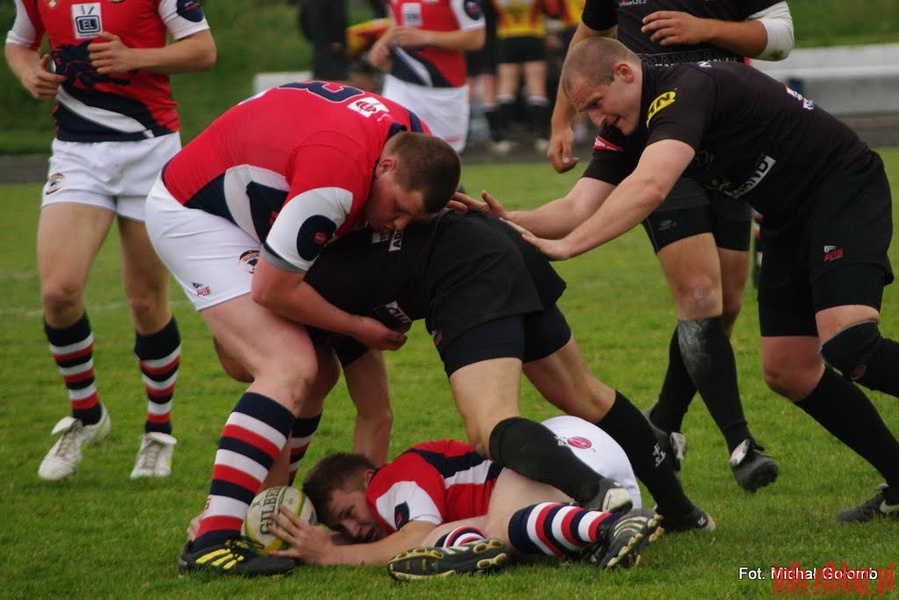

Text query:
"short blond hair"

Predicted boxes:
[[561, 37, 640, 98]]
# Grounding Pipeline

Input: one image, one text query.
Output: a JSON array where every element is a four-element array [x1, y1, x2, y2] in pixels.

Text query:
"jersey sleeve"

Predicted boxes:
[[263, 142, 372, 273], [581, 0, 617, 31], [453, 0, 487, 32], [6, 0, 43, 49], [368, 453, 449, 531], [158, 0, 211, 40]]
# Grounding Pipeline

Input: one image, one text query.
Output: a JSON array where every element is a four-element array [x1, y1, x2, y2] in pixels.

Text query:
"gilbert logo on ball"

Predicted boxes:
[[242, 486, 318, 552]]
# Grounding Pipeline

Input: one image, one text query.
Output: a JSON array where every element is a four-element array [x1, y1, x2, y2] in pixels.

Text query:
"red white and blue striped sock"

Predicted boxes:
[[193, 392, 295, 550], [45, 313, 101, 425], [435, 526, 487, 548], [507, 502, 615, 557], [134, 317, 181, 435], [288, 413, 322, 485]]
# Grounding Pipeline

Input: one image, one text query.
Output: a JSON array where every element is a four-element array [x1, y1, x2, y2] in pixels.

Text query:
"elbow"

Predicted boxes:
[[464, 30, 486, 51], [198, 44, 218, 71]]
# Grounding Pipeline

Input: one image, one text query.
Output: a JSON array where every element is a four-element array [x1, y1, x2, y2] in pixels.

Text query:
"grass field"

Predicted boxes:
[[2, 152, 898, 599]]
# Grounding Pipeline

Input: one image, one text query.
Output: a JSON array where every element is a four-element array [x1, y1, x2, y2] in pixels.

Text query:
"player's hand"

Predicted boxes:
[[451, 190, 510, 220], [353, 316, 407, 351], [642, 11, 709, 47], [503, 220, 574, 261], [186, 512, 203, 541], [390, 26, 433, 49], [547, 126, 579, 173], [368, 28, 396, 68], [88, 32, 137, 74], [270, 506, 335, 564], [20, 54, 66, 101]]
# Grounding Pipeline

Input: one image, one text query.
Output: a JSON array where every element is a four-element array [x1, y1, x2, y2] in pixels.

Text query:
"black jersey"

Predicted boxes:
[[581, 0, 780, 65], [304, 210, 567, 354], [581, 62, 870, 223]]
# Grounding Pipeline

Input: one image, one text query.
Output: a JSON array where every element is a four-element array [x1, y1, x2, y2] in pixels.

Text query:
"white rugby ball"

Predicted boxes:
[[242, 485, 317, 552]]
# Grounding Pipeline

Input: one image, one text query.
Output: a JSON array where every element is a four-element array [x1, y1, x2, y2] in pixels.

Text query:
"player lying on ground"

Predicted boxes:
[[268, 415, 663, 578]]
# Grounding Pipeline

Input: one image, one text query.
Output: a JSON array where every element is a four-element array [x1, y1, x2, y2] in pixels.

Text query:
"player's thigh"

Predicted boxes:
[[484, 468, 569, 540], [449, 357, 523, 449], [37, 202, 115, 290], [718, 246, 750, 326], [523, 335, 616, 421], [201, 296, 317, 386]]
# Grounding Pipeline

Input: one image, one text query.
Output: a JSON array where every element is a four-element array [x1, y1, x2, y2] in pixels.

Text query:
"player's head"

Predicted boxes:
[[303, 452, 386, 543], [365, 132, 461, 232], [561, 37, 644, 135]]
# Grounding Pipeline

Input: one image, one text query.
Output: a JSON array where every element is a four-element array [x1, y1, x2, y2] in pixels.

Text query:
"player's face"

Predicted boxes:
[[326, 486, 387, 543], [568, 69, 641, 135], [365, 160, 430, 232]]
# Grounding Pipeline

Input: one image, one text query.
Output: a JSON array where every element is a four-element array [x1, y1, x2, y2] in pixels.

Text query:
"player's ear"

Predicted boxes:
[[363, 468, 376, 487], [376, 155, 397, 177], [616, 62, 635, 83]]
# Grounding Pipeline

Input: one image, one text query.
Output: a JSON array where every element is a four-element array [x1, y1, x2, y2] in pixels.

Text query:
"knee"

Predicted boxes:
[[676, 276, 721, 317], [762, 360, 820, 401], [127, 289, 168, 325], [820, 321, 882, 380], [41, 280, 82, 315]]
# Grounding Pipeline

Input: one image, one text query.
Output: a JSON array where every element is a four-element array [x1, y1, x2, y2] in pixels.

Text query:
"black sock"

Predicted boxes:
[[857, 337, 899, 397], [797, 368, 899, 487], [652, 326, 696, 432], [678, 318, 751, 453], [595, 392, 694, 517], [489, 417, 602, 504]]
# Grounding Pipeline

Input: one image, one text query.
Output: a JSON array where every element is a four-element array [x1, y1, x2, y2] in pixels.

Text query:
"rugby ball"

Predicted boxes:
[[242, 485, 318, 552]]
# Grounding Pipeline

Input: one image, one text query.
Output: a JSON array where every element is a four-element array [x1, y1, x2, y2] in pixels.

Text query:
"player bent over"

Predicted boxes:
[[147, 81, 460, 576]]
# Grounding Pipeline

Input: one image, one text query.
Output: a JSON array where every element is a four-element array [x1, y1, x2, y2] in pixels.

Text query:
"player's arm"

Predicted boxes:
[[4, 43, 66, 101], [252, 261, 407, 351], [87, 29, 216, 75], [547, 20, 615, 172], [270, 512, 436, 566], [642, 2, 793, 60], [391, 25, 485, 52], [522, 138, 694, 259], [344, 350, 393, 466]]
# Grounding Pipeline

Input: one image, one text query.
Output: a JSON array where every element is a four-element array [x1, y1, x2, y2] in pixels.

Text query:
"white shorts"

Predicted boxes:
[[145, 178, 260, 311], [42, 134, 181, 221], [382, 75, 470, 153], [543, 415, 642, 509]]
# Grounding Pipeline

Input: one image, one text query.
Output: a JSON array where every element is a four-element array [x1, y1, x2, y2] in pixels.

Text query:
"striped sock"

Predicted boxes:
[[45, 313, 101, 424], [134, 317, 181, 435], [193, 392, 295, 550], [288, 413, 322, 485], [435, 526, 486, 548], [507, 502, 614, 558]]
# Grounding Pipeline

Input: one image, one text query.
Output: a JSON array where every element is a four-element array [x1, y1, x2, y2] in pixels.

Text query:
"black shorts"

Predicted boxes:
[[641, 177, 752, 252], [757, 151, 894, 336], [439, 304, 572, 376], [426, 212, 566, 351], [466, 38, 498, 76], [497, 36, 546, 64]]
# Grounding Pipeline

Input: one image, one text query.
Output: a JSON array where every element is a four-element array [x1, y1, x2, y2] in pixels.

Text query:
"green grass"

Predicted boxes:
[[1, 0, 898, 154], [2, 151, 898, 598]]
